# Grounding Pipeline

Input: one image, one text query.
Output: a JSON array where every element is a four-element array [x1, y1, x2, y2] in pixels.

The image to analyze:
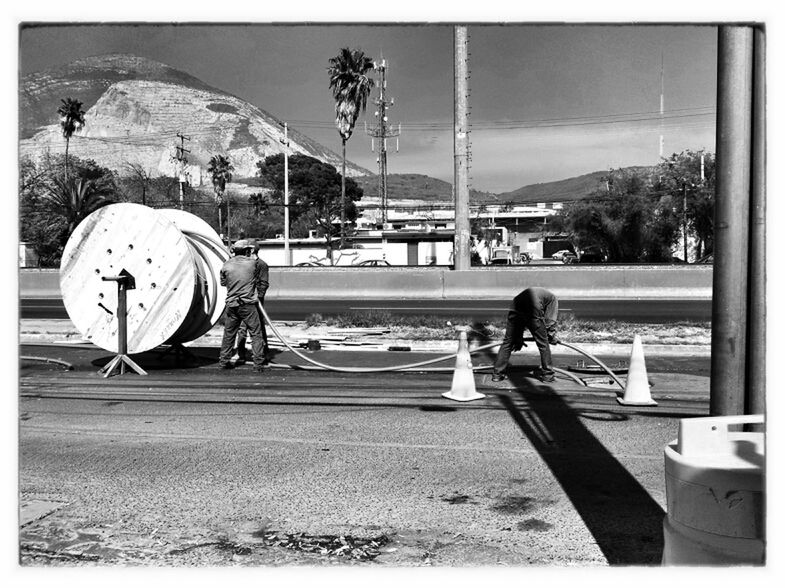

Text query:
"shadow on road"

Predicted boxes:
[[498, 371, 665, 565]]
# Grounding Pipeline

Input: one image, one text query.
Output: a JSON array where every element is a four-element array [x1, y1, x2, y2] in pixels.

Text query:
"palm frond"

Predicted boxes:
[[327, 48, 376, 141]]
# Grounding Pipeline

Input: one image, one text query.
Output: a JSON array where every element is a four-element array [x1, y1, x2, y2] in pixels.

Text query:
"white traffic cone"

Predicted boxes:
[[442, 328, 486, 402], [617, 334, 657, 406]]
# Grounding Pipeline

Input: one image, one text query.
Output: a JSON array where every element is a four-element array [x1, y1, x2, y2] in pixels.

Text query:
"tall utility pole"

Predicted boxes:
[[175, 133, 190, 210], [365, 58, 401, 225], [711, 26, 754, 416], [682, 182, 689, 262], [659, 52, 665, 159], [280, 123, 291, 266], [453, 26, 471, 271]]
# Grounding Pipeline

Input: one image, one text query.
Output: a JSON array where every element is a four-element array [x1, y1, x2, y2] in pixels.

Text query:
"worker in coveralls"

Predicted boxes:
[[234, 240, 270, 365], [219, 239, 268, 371], [492, 287, 560, 383]]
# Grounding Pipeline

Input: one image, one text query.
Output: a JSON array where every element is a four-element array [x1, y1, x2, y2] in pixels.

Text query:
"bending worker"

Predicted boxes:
[[235, 241, 270, 365], [492, 286, 560, 383], [218, 239, 268, 372]]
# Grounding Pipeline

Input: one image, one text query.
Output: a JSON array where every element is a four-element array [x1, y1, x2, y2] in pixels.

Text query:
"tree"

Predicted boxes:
[[122, 162, 152, 206], [57, 98, 86, 181], [653, 150, 716, 260], [256, 153, 363, 262], [207, 154, 234, 240], [20, 155, 117, 265], [553, 167, 680, 262], [327, 47, 375, 247], [44, 176, 113, 236]]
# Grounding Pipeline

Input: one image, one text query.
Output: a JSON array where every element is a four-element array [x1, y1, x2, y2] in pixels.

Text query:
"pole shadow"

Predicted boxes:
[[498, 371, 665, 565]]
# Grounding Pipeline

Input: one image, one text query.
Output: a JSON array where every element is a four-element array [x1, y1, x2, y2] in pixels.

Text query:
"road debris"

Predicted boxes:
[[255, 531, 390, 561]]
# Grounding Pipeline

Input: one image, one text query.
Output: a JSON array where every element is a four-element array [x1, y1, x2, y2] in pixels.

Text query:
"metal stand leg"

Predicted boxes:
[[100, 354, 148, 377]]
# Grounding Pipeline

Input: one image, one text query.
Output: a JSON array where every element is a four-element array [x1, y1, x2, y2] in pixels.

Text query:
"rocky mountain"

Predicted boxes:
[[19, 54, 371, 184]]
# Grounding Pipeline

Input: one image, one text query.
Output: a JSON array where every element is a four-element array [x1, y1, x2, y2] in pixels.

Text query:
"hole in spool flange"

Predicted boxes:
[[106, 249, 112, 255], [128, 244, 134, 250]]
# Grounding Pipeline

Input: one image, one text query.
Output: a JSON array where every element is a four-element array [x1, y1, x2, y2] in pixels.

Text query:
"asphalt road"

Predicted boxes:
[[20, 297, 712, 323], [19, 344, 710, 566]]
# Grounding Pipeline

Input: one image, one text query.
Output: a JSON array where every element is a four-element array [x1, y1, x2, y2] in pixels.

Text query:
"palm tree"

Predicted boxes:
[[327, 48, 375, 247], [57, 98, 86, 182], [45, 176, 112, 237], [208, 155, 234, 241]]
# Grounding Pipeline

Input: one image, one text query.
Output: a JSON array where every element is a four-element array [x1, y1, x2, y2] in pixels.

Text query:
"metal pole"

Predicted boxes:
[[747, 26, 766, 417], [682, 183, 688, 262], [710, 26, 753, 416], [284, 123, 291, 266], [453, 25, 471, 271], [117, 284, 127, 375]]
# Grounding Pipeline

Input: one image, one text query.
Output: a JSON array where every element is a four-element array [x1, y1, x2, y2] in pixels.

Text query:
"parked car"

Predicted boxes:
[[577, 248, 606, 263], [489, 249, 511, 265], [357, 259, 391, 267], [551, 249, 577, 263], [295, 261, 325, 267]]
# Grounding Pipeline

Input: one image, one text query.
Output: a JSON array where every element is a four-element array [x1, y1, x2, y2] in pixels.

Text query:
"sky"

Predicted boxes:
[[19, 22, 718, 194], [5, 4, 785, 587]]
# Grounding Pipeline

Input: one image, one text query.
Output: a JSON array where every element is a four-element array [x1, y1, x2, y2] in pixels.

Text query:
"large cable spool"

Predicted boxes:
[[59, 203, 230, 354]]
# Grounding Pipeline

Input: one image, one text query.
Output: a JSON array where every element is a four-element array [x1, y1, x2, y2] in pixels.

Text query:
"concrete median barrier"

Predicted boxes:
[[21, 265, 712, 301], [270, 268, 445, 299], [442, 266, 712, 299]]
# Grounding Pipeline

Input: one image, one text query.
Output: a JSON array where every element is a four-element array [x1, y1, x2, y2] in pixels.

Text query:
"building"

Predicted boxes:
[[253, 202, 566, 266]]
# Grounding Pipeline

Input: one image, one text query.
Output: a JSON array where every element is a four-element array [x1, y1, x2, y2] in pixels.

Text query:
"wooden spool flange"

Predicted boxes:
[[59, 203, 229, 354]]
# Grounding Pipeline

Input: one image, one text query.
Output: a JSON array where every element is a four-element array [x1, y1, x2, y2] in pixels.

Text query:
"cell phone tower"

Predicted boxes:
[[365, 57, 401, 224]]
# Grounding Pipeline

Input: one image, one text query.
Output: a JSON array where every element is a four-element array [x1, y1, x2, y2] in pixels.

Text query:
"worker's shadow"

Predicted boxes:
[[497, 371, 665, 565], [92, 346, 284, 371], [90, 346, 224, 371]]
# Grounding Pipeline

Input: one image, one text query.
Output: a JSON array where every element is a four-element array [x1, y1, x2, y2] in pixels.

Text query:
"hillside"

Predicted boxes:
[[355, 168, 655, 207], [494, 166, 655, 204], [355, 173, 496, 207], [19, 54, 371, 181]]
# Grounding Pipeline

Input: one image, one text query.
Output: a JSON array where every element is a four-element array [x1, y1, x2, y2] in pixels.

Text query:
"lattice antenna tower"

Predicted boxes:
[[365, 56, 401, 224]]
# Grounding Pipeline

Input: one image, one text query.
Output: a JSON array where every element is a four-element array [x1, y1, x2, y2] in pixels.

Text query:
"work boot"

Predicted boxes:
[[220, 362, 235, 370], [540, 374, 556, 383], [491, 373, 507, 382]]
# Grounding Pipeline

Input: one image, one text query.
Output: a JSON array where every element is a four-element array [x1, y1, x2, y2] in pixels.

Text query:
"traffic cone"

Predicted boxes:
[[442, 328, 486, 402], [617, 334, 657, 406]]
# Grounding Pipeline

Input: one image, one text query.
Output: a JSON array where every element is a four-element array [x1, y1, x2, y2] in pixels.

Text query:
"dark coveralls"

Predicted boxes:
[[219, 254, 268, 369], [493, 287, 559, 379], [236, 256, 270, 361]]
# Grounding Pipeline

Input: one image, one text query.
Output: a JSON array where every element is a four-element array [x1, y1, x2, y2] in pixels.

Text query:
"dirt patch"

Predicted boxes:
[[490, 495, 536, 514], [517, 518, 554, 532]]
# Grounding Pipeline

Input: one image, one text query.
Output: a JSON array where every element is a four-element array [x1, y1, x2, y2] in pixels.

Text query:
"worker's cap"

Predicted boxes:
[[232, 239, 253, 251]]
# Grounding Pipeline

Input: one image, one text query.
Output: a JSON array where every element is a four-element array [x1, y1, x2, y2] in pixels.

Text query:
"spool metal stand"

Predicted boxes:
[[99, 270, 147, 378]]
